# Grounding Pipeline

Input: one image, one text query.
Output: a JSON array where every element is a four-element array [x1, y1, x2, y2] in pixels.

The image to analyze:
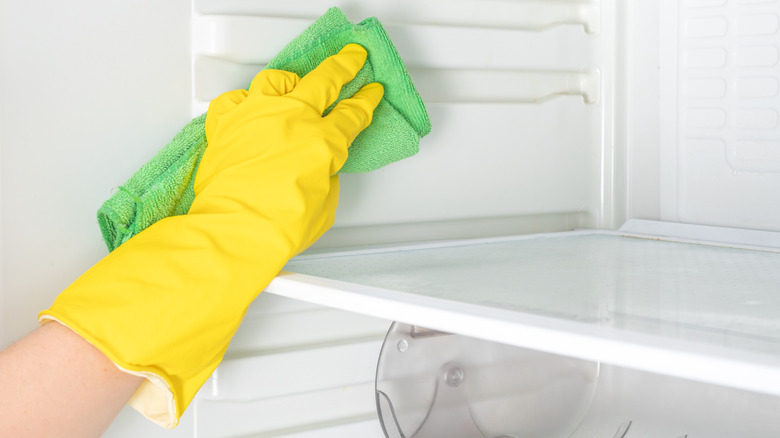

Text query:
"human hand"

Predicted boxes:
[[39, 44, 382, 428]]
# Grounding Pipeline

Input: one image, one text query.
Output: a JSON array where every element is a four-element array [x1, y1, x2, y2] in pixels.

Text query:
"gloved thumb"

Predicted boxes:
[[248, 70, 300, 96], [205, 89, 249, 138]]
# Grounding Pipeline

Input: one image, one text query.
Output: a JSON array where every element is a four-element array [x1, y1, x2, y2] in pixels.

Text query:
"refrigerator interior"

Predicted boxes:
[[1, 0, 780, 437]]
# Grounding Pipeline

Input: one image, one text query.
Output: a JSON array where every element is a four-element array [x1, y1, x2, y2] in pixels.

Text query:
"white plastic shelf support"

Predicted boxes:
[[190, 14, 601, 111], [265, 221, 780, 399], [194, 0, 601, 34], [189, 3, 604, 239]]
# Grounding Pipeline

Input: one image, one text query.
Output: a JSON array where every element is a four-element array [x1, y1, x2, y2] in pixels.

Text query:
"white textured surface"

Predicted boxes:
[[661, 0, 780, 231]]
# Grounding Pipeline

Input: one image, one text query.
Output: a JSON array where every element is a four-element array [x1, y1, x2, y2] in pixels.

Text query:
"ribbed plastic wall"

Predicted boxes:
[[192, 0, 606, 247], [660, 0, 780, 232]]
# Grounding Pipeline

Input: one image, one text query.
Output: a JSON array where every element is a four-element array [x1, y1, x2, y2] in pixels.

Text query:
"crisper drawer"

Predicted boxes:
[[254, 220, 780, 437]]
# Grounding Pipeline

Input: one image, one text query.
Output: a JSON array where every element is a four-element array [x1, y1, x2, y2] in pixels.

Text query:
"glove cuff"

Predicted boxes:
[[37, 313, 179, 429]]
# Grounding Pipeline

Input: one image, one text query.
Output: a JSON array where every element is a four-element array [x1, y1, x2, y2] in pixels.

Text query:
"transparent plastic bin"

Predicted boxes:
[[375, 322, 599, 438]]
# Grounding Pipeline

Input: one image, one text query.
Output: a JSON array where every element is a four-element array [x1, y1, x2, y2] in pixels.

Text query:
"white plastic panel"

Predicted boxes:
[[271, 223, 780, 398], [191, 0, 607, 244], [661, 0, 780, 231]]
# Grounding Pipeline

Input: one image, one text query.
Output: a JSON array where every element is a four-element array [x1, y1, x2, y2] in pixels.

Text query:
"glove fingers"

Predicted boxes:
[[327, 82, 384, 144], [289, 44, 368, 114], [205, 89, 248, 137], [248, 69, 300, 96]]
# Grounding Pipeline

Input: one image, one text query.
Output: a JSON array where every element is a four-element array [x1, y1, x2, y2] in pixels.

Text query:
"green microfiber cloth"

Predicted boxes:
[[97, 7, 431, 252]]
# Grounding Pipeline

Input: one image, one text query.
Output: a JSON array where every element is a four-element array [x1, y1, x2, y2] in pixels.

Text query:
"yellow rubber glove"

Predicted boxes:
[[39, 44, 383, 428]]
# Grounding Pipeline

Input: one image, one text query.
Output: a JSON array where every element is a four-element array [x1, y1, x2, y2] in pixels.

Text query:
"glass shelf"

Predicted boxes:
[[266, 222, 780, 398]]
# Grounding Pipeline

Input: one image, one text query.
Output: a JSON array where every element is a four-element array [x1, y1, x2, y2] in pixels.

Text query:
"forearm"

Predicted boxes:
[[0, 321, 143, 438]]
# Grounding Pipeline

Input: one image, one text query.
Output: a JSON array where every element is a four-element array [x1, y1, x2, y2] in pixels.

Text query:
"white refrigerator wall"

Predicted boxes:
[[0, 0, 192, 347], [1, 0, 779, 437], [192, 0, 609, 243]]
